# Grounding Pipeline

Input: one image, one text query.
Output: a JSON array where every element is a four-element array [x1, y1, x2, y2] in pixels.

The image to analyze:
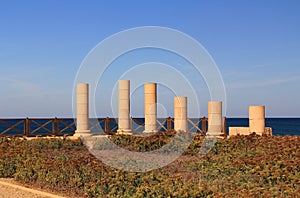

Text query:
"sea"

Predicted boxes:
[[0, 118, 299, 136], [226, 118, 300, 136]]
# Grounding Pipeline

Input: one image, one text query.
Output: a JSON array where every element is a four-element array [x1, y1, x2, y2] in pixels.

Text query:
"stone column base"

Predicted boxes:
[[74, 130, 92, 138], [206, 131, 223, 137], [117, 130, 132, 135], [206, 135, 225, 139], [143, 130, 158, 133]]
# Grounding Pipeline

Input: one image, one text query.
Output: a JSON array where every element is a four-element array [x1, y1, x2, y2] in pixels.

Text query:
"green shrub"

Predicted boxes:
[[0, 135, 299, 197]]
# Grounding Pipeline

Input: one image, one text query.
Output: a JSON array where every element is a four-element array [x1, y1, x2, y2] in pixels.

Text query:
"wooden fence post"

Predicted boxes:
[[202, 117, 207, 133], [105, 117, 110, 134], [24, 117, 30, 136], [167, 117, 172, 132], [52, 117, 59, 135], [223, 117, 227, 137]]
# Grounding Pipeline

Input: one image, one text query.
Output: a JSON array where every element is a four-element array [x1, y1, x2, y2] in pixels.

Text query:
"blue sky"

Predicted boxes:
[[0, 0, 299, 118]]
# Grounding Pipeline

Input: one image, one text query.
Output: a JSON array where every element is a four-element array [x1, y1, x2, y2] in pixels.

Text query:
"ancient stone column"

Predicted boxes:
[[74, 83, 91, 137], [207, 101, 222, 136], [174, 96, 187, 132], [117, 80, 132, 134], [249, 106, 265, 135], [144, 83, 158, 133]]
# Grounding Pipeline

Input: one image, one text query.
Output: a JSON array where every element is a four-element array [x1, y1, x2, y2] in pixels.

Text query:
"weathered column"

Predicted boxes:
[[249, 106, 265, 135], [174, 96, 187, 132], [207, 101, 222, 136], [143, 83, 158, 133], [74, 83, 91, 137], [117, 80, 132, 134]]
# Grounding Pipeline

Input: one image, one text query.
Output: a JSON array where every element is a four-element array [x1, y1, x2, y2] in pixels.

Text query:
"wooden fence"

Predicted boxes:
[[0, 117, 226, 137], [0, 118, 76, 137]]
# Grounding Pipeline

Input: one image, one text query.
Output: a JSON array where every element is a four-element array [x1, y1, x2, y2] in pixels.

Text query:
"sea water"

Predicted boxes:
[[0, 118, 299, 136]]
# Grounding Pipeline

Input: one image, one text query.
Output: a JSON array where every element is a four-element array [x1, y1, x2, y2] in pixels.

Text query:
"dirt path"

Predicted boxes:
[[0, 178, 66, 198]]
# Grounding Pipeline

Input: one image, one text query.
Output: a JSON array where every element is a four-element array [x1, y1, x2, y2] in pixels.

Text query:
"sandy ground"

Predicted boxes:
[[0, 178, 65, 198]]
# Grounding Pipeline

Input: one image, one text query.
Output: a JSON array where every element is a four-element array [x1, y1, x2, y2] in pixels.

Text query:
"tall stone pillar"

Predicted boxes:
[[117, 80, 132, 134], [144, 83, 158, 133], [207, 101, 222, 136], [249, 106, 265, 135], [174, 96, 187, 132], [74, 83, 91, 137]]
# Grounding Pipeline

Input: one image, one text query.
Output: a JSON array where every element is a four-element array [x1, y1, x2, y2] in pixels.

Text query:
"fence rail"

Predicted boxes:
[[0, 117, 226, 137]]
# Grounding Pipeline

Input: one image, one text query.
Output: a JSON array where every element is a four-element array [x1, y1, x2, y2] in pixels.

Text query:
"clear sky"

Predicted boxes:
[[0, 0, 299, 118]]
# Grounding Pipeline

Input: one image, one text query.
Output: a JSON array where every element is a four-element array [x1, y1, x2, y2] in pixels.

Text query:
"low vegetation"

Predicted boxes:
[[0, 133, 299, 197]]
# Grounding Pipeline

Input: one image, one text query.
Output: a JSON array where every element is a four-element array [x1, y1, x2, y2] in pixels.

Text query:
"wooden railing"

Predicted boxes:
[[0, 117, 226, 137], [0, 118, 76, 137]]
